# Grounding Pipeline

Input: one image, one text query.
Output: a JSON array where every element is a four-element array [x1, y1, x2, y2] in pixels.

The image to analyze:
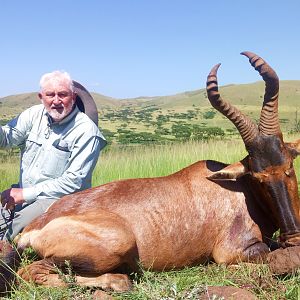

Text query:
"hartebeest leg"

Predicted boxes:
[[211, 218, 270, 264], [213, 240, 269, 264], [240, 242, 270, 263], [17, 259, 132, 291], [18, 211, 139, 291]]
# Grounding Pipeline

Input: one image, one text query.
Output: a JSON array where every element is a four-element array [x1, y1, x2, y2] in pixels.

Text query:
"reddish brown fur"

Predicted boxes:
[[2, 52, 300, 292], [16, 161, 272, 283], [12, 136, 300, 292]]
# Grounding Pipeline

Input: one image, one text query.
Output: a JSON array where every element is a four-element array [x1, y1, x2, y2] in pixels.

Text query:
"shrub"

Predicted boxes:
[[203, 110, 216, 119], [117, 131, 162, 144]]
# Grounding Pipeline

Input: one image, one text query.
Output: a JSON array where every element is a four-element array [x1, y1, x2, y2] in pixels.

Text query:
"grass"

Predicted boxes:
[[118, 264, 300, 299], [1, 139, 248, 192], [4, 263, 300, 299], [1, 136, 300, 299], [92, 138, 248, 186], [0, 151, 20, 190]]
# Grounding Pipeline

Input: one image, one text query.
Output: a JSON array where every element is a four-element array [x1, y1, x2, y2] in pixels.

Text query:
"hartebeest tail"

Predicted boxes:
[[1, 51, 300, 294]]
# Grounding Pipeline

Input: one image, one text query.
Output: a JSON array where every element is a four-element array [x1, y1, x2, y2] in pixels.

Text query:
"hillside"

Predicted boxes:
[[1, 80, 300, 112], [1, 80, 300, 143]]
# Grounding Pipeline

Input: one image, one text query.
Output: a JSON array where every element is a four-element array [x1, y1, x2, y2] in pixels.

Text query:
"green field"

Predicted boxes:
[[1, 137, 300, 299], [1, 80, 300, 145]]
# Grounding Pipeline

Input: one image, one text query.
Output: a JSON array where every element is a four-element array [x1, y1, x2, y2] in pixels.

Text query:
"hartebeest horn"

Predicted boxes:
[[241, 51, 281, 137], [206, 64, 259, 145]]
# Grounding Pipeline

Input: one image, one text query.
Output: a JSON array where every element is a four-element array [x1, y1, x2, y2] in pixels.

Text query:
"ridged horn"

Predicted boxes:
[[206, 63, 259, 145], [241, 51, 281, 136]]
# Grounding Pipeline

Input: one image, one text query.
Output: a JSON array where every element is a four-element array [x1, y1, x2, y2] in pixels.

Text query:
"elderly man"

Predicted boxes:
[[0, 71, 106, 241]]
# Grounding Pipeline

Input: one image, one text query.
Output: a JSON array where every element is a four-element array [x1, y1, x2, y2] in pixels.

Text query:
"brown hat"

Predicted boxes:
[[73, 80, 98, 126]]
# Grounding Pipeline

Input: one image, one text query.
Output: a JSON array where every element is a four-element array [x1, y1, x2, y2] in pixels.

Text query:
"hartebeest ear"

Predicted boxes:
[[207, 159, 249, 181], [286, 139, 300, 159]]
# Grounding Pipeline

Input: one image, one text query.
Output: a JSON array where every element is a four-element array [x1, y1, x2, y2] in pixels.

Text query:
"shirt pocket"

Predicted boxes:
[[41, 144, 71, 178], [22, 132, 43, 167]]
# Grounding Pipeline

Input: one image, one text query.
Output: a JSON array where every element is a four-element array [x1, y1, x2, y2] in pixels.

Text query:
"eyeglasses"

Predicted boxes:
[[43, 91, 72, 100]]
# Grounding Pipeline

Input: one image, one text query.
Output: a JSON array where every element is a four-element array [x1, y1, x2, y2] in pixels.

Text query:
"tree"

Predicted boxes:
[[171, 123, 192, 141]]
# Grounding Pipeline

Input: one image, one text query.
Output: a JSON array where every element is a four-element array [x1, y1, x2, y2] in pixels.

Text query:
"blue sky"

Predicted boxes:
[[1, 0, 300, 99]]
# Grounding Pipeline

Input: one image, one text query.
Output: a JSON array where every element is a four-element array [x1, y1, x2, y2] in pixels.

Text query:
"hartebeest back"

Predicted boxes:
[[1, 52, 300, 293]]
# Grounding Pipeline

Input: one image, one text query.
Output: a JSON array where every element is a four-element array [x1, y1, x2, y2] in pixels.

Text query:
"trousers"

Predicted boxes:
[[0, 198, 57, 241]]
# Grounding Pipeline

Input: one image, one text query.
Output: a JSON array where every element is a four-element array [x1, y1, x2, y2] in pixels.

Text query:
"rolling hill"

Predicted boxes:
[[1, 80, 300, 113], [1, 80, 300, 141]]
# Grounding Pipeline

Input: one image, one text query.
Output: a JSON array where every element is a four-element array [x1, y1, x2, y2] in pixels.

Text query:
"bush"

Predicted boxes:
[[155, 127, 170, 135], [117, 131, 162, 144], [203, 110, 216, 119], [171, 123, 192, 141], [192, 125, 225, 140], [101, 129, 116, 143]]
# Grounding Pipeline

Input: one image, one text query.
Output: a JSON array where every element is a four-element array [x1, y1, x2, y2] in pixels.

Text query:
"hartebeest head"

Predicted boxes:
[[206, 52, 300, 247]]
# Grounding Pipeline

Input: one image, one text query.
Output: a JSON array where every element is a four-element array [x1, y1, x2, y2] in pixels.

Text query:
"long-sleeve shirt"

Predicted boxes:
[[0, 104, 106, 204]]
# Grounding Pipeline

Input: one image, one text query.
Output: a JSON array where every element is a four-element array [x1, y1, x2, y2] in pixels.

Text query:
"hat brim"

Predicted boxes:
[[73, 80, 98, 126]]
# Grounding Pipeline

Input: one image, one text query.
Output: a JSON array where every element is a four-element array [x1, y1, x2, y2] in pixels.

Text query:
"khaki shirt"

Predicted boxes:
[[0, 104, 106, 203]]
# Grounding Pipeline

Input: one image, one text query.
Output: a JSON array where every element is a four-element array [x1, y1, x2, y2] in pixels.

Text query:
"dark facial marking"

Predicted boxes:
[[247, 135, 288, 172]]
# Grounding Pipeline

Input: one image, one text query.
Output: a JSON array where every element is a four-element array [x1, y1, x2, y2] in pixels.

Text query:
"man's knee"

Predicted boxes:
[[3, 198, 57, 241]]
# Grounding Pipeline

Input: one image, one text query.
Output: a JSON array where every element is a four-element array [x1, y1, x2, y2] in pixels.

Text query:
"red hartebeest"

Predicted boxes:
[[1, 52, 300, 292]]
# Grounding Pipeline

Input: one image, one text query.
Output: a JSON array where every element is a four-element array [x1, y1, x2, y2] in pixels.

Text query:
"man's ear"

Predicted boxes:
[[207, 159, 249, 181], [38, 92, 43, 100], [72, 92, 77, 101]]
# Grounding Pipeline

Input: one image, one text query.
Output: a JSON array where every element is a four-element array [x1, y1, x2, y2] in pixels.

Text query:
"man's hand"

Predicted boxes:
[[1, 188, 25, 210]]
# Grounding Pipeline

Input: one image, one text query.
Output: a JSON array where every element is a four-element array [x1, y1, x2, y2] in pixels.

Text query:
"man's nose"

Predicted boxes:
[[52, 95, 62, 104]]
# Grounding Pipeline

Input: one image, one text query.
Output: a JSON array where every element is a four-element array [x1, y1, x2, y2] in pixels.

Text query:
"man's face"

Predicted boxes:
[[39, 80, 76, 122]]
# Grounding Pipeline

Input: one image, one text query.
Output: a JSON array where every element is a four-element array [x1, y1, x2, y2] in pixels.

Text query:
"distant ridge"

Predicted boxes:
[[1, 80, 300, 117]]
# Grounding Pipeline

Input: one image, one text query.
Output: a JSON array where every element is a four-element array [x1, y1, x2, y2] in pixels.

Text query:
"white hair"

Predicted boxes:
[[39, 70, 74, 92]]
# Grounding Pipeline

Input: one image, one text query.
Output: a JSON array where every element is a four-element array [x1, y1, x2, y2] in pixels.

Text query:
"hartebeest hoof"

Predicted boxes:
[[243, 242, 270, 263], [76, 273, 132, 292], [0, 241, 14, 257], [17, 259, 62, 286], [267, 245, 300, 274]]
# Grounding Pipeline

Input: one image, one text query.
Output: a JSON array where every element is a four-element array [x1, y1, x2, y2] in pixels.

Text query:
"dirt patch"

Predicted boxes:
[[199, 286, 258, 299], [267, 245, 300, 274], [93, 290, 114, 300]]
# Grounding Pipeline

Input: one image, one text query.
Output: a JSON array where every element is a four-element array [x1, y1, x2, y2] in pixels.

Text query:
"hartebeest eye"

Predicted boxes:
[[252, 171, 268, 183]]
